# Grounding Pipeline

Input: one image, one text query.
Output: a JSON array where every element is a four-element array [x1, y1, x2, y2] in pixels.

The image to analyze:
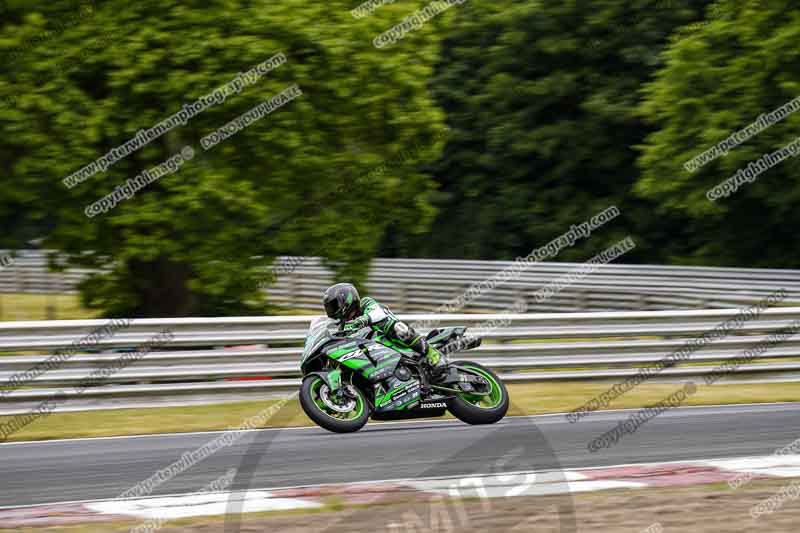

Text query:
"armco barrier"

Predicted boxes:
[[2, 251, 800, 314], [1, 307, 800, 414]]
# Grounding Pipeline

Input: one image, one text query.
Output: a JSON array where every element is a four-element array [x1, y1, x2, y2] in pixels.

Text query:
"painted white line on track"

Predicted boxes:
[[5, 453, 800, 512], [85, 490, 322, 519]]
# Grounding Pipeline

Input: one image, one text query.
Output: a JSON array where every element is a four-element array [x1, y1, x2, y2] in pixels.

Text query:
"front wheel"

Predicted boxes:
[[446, 361, 509, 425], [299, 375, 369, 433]]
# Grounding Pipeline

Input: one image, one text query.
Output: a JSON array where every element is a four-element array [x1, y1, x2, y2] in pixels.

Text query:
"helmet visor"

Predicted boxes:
[[324, 298, 342, 319]]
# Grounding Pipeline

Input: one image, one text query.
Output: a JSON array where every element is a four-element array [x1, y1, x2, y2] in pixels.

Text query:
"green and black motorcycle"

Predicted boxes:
[[298, 317, 509, 433]]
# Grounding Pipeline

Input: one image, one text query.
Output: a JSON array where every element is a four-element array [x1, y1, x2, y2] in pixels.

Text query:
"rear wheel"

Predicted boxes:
[[299, 375, 369, 433], [446, 361, 509, 425]]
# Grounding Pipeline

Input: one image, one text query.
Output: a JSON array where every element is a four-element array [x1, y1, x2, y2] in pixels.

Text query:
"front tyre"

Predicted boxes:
[[299, 376, 369, 433], [446, 361, 509, 425]]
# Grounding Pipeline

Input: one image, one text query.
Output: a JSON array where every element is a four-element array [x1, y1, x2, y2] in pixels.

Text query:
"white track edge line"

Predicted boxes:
[[0, 452, 787, 511]]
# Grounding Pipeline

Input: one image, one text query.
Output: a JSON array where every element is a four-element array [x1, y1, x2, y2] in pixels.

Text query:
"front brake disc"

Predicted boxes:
[[319, 384, 357, 413]]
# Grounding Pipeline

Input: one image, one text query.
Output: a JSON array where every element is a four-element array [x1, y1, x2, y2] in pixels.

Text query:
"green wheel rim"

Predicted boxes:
[[459, 366, 504, 409], [309, 377, 365, 421]]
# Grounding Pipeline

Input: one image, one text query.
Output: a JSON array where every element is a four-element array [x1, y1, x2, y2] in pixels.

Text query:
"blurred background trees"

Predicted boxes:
[[0, 0, 445, 316], [388, 0, 713, 261], [0, 0, 796, 316], [636, 0, 800, 267]]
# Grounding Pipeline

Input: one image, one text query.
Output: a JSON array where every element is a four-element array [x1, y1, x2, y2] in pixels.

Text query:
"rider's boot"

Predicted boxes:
[[424, 346, 448, 383]]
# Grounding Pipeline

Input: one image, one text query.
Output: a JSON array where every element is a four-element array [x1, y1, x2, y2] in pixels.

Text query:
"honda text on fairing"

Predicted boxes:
[[298, 316, 509, 433]]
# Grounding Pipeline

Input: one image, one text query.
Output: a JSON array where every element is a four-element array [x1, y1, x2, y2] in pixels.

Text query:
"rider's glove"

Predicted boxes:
[[343, 315, 370, 332]]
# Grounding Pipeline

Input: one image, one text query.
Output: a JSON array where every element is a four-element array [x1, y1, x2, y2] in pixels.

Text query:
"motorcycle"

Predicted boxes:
[[298, 317, 509, 433]]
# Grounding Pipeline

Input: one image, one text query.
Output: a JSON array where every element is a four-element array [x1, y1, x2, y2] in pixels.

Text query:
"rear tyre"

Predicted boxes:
[[446, 361, 509, 425], [299, 375, 369, 433]]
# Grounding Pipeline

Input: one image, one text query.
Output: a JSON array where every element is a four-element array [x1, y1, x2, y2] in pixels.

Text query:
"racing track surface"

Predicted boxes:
[[1, 403, 799, 508]]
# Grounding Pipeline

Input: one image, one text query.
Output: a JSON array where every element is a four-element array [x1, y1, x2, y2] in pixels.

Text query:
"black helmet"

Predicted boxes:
[[323, 283, 360, 320]]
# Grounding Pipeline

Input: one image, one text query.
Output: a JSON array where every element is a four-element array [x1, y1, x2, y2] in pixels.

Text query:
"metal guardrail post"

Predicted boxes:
[[14, 263, 21, 295], [46, 271, 56, 320], [288, 272, 296, 303], [579, 289, 588, 311], [396, 285, 408, 313]]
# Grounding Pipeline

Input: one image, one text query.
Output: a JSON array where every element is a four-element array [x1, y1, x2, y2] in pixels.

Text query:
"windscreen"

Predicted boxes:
[[301, 316, 338, 363]]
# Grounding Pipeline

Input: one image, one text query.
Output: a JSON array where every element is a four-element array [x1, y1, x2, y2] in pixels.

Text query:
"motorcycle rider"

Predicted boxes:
[[322, 283, 447, 380]]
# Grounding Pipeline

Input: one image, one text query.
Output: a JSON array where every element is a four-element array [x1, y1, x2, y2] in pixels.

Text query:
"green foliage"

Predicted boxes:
[[637, 0, 800, 267], [0, 0, 446, 316], [1, 0, 796, 318], [392, 0, 711, 261]]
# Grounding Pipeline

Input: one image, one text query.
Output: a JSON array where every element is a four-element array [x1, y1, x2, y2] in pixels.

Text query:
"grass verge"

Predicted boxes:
[[0, 293, 98, 321], [1, 381, 799, 443]]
